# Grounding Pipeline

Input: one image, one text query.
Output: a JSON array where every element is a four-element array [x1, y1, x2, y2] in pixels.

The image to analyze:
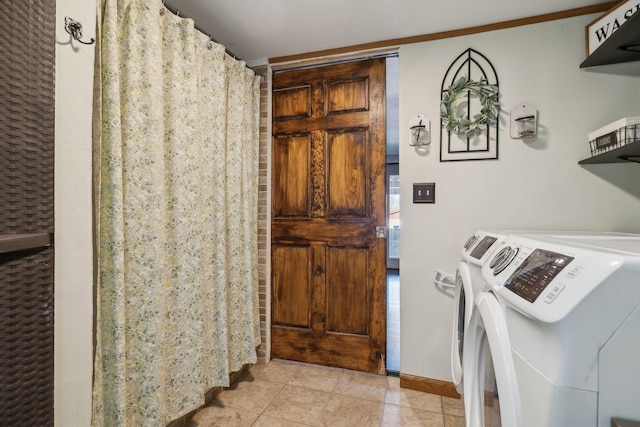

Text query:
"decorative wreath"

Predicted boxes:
[[440, 75, 499, 137]]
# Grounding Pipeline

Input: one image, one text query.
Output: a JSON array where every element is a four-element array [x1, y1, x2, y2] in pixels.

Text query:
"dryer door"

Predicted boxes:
[[463, 292, 522, 427], [452, 261, 473, 394]]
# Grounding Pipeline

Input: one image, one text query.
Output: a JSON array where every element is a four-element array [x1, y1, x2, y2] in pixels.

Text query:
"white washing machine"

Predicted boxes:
[[448, 229, 626, 396], [463, 232, 640, 427], [451, 230, 507, 395]]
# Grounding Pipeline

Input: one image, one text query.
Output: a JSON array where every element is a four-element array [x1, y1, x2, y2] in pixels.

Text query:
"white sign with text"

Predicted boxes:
[[586, 0, 640, 55]]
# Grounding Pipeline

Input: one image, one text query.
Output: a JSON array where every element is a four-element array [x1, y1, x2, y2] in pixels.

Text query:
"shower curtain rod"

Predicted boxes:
[[162, 2, 242, 62]]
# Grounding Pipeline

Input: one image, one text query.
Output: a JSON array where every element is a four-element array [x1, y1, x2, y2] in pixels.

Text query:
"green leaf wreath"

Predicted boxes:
[[440, 75, 499, 137]]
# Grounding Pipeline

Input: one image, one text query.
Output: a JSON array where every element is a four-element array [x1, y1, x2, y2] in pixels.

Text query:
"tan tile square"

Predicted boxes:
[[249, 360, 298, 383], [288, 364, 340, 392], [381, 404, 445, 427], [333, 370, 389, 402], [190, 405, 258, 427], [385, 387, 442, 413], [215, 378, 284, 413], [442, 396, 464, 417], [444, 414, 465, 427], [263, 384, 332, 425], [387, 375, 401, 389], [252, 414, 310, 427], [320, 394, 384, 427]]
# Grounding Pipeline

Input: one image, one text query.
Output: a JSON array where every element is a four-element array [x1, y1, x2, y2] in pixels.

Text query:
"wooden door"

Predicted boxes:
[[271, 58, 387, 374]]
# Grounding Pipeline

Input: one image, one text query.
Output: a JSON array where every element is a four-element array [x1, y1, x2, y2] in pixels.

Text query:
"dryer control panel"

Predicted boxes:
[[482, 234, 627, 323], [504, 249, 574, 303]]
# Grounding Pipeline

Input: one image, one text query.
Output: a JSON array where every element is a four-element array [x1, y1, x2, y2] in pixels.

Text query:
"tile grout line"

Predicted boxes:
[[239, 360, 463, 426], [251, 363, 327, 427], [257, 364, 300, 422]]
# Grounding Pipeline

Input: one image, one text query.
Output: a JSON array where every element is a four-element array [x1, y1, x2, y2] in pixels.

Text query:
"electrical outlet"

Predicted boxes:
[[413, 183, 435, 203]]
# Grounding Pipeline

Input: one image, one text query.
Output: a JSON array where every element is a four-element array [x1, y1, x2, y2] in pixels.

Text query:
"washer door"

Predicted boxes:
[[463, 292, 522, 427], [452, 261, 473, 394]]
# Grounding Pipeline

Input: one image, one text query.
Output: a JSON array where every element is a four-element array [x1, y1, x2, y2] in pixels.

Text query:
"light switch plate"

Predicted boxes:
[[413, 183, 435, 203]]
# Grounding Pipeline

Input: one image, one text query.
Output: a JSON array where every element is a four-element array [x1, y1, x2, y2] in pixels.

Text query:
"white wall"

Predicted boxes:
[[399, 15, 640, 382], [55, 0, 96, 425]]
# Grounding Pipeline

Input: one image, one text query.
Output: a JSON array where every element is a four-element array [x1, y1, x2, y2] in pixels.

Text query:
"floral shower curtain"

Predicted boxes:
[[92, 0, 261, 425]]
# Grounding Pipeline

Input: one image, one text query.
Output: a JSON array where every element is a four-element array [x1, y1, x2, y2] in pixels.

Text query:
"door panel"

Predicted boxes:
[[272, 134, 311, 217], [326, 246, 369, 335], [327, 129, 367, 216], [273, 85, 312, 119], [271, 58, 387, 373], [272, 244, 312, 328], [326, 78, 369, 114]]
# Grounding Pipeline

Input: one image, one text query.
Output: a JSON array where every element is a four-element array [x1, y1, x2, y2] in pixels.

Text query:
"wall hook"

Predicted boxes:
[[64, 17, 95, 45]]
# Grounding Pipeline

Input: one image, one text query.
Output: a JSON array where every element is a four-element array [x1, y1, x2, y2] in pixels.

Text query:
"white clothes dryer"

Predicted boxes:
[[463, 232, 640, 427], [451, 230, 507, 395]]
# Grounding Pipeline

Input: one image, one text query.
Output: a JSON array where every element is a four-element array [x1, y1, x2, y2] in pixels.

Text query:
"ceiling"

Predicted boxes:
[[163, 0, 608, 62]]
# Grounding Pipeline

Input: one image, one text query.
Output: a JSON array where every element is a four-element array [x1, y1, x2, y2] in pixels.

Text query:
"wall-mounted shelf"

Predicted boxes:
[[0, 233, 52, 254], [581, 11, 640, 68], [579, 140, 640, 164]]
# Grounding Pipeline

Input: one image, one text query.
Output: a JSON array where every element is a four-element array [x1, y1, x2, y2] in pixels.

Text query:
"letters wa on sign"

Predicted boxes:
[[586, 0, 640, 55]]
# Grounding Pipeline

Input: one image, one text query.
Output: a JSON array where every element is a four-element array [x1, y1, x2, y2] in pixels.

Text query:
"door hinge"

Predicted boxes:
[[376, 226, 387, 238]]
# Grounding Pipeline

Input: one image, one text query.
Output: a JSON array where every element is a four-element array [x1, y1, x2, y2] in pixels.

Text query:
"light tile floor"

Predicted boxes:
[[189, 359, 465, 427]]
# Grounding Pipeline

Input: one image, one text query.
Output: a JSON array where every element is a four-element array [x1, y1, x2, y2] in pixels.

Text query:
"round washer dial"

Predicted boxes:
[[489, 246, 519, 275], [463, 235, 478, 250]]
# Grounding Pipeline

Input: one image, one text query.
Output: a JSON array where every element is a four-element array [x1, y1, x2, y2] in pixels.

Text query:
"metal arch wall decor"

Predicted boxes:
[[440, 48, 500, 162]]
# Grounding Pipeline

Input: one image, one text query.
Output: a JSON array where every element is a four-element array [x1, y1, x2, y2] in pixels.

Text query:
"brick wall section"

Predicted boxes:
[[252, 65, 271, 364]]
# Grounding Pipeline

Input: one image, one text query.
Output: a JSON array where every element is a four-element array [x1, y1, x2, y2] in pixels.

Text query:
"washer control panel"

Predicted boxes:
[[462, 231, 504, 265], [469, 235, 498, 260]]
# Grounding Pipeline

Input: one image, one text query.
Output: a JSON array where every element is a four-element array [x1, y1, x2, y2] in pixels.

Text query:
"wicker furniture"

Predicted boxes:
[[0, 1, 56, 424]]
